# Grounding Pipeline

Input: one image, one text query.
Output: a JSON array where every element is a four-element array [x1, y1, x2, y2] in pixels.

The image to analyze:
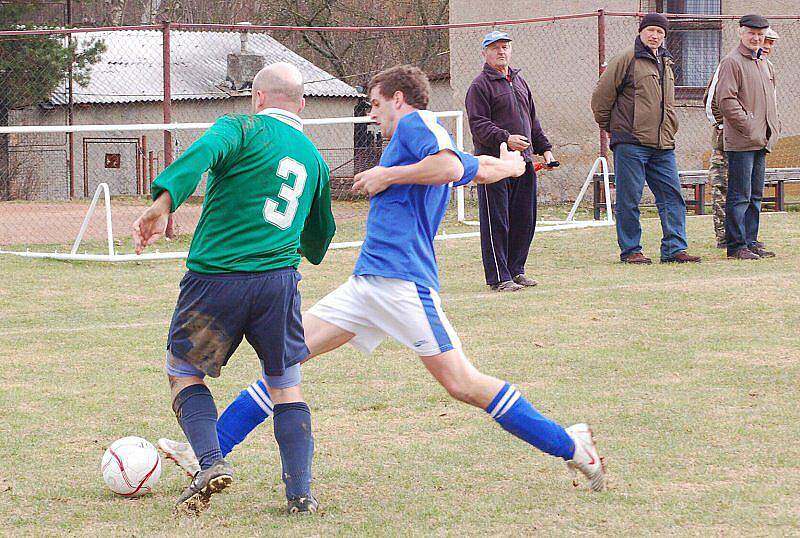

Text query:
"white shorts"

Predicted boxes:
[[307, 275, 461, 356]]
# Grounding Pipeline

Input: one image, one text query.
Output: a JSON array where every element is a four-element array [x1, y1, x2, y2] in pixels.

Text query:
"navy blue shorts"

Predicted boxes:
[[166, 268, 309, 379]]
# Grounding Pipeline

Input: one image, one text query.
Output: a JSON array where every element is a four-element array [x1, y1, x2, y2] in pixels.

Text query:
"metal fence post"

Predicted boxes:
[[597, 9, 608, 160], [162, 20, 175, 237], [162, 21, 173, 167]]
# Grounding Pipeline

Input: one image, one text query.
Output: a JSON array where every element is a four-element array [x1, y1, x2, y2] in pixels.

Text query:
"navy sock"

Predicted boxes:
[[273, 402, 314, 499], [217, 380, 273, 457], [486, 382, 575, 460], [173, 384, 223, 470]]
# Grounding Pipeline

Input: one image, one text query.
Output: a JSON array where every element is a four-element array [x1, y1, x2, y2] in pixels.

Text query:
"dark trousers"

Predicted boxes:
[[725, 149, 766, 254], [477, 161, 537, 285]]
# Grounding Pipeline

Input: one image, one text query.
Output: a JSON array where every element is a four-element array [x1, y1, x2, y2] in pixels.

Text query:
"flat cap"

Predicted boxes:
[[765, 27, 779, 40], [739, 14, 769, 29]]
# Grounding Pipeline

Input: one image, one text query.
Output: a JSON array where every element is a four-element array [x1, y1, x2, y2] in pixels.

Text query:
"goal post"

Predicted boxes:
[[0, 111, 613, 262]]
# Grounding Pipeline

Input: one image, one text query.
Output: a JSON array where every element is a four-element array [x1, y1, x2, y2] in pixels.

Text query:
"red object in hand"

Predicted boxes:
[[533, 160, 560, 172]]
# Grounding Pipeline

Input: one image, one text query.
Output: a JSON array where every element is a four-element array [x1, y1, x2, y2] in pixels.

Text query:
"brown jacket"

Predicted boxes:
[[591, 37, 678, 150], [715, 43, 779, 152]]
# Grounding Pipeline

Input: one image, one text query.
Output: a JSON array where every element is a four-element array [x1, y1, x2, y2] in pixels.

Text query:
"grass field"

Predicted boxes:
[[1, 208, 799, 536]]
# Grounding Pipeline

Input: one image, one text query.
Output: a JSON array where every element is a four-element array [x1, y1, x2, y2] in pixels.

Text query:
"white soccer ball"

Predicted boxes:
[[101, 436, 162, 497]]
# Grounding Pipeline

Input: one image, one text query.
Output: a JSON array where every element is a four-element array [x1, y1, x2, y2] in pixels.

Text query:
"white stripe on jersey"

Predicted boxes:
[[418, 109, 455, 152], [705, 64, 722, 126]]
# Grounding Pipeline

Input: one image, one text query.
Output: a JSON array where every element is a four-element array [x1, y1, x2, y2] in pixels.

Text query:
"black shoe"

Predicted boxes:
[[175, 459, 233, 515], [287, 494, 319, 515]]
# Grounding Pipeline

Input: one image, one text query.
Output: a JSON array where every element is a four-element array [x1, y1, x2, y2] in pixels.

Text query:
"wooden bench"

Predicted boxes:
[[592, 167, 800, 220]]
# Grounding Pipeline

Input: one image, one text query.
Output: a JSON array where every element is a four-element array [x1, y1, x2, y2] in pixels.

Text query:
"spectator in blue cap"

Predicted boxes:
[[466, 30, 557, 291]]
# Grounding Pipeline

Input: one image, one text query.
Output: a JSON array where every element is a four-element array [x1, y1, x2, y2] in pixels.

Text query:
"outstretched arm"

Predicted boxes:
[[352, 143, 525, 196], [351, 150, 465, 196]]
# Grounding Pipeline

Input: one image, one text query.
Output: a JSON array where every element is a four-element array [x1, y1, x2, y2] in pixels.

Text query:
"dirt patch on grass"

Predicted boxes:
[[0, 199, 369, 246]]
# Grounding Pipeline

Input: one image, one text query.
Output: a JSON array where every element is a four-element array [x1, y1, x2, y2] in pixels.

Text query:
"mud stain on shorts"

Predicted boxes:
[[182, 311, 232, 377]]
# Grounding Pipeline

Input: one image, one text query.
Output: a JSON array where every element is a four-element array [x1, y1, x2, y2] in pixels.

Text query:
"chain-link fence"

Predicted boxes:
[[1, 10, 799, 251]]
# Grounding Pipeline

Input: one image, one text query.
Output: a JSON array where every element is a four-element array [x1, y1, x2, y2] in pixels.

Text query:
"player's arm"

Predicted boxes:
[[300, 159, 336, 265], [352, 143, 524, 196], [352, 149, 464, 196], [132, 116, 241, 253], [133, 190, 172, 254], [473, 142, 526, 184]]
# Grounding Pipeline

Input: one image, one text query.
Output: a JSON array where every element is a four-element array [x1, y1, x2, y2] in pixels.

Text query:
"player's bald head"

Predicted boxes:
[[251, 62, 305, 114]]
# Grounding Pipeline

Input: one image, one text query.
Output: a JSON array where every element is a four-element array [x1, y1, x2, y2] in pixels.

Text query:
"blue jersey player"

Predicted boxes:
[[159, 65, 606, 500]]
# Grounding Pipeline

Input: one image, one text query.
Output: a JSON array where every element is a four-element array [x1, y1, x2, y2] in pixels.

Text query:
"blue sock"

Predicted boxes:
[[273, 402, 314, 499], [173, 384, 222, 470], [486, 382, 575, 460], [217, 380, 273, 457]]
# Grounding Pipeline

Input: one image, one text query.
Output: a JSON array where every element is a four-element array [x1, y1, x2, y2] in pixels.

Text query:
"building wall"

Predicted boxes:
[[9, 95, 357, 200], [449, 1, 800, 201]]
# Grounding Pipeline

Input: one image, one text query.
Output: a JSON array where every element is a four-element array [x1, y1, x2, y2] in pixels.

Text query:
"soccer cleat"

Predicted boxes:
[[175, 459, 234, 516], [287, 494, 319, 515], [158, 438, 201, 477], [565, 423, 606, 492]]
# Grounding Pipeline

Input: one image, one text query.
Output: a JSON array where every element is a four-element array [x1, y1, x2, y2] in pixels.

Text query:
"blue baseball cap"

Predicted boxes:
[[482, 30, 512, 49]]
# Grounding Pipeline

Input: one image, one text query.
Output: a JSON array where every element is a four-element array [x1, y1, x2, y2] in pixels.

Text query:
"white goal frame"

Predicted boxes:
[[0, 111, 613, 262]]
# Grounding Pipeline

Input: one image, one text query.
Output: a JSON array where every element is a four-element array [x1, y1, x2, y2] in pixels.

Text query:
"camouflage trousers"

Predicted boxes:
[[708, 128, 728, 248]]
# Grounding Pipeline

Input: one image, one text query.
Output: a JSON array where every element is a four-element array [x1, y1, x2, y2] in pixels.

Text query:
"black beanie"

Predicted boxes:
[[639, 13, 669, 32]]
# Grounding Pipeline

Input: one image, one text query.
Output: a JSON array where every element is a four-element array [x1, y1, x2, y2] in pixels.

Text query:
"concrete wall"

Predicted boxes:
[[449, 1, 800, 201]]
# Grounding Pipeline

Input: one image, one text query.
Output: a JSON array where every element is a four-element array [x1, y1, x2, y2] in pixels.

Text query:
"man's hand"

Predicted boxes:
[[543, 150, 556, 165], [499, 142, 526, 178], [132, 192, 172, 255], [352, 166, 391, 197], [507, 134, 530, 151], [474, 143, 526, 185]]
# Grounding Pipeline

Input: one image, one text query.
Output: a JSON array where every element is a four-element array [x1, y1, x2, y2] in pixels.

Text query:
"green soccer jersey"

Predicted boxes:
[[151, 108, 336, 274]]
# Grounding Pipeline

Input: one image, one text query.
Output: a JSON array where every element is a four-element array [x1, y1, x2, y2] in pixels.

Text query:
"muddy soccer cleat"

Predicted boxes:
[[174, 459, 233, 515], [565, 423, 606, 492]]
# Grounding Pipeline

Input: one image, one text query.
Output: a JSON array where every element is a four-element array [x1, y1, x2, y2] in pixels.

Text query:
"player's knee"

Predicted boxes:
[[442, 378, 480, 406], [167, 375, 205, 414]]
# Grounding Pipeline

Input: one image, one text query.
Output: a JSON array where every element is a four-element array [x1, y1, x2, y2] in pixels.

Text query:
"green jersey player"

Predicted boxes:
[[133, 62, 335, 515]]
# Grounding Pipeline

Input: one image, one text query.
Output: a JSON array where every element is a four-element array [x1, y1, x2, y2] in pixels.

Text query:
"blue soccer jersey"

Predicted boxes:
[[353, 110, 479, 291]]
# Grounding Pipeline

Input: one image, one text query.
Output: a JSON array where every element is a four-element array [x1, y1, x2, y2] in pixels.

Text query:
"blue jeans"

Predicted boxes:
[[612, 144, 688, 260], [724, 149, 766, 254]]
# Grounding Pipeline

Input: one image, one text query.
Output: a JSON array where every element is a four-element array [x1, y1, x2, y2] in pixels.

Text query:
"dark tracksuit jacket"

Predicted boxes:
[[465, 64, 552, 285]]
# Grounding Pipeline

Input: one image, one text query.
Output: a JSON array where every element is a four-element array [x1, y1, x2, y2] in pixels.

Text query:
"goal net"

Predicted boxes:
[[0, 112, 612, 262]]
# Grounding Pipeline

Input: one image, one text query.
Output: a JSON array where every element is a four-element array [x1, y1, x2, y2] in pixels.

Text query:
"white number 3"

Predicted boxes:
[[263, 157, 307, 229]]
